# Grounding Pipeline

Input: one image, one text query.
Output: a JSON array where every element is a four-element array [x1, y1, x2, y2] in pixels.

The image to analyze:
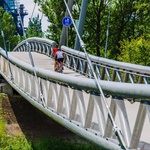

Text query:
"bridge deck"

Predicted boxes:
[[10, 52, 86, 78]]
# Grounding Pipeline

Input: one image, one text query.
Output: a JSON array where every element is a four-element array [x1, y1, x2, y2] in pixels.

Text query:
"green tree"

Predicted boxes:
[[116, 0, 150, 65], [108, 0, 135, 59], [0, 7, 19, 51], [134, 1, 150, 38], [118, 37, 150, 66], [84, 0, 109, 56], [108, 0, 150, 60], [35, 0, 65, 43], [35, 0, 79, 46], [26, 14, 43, 38]]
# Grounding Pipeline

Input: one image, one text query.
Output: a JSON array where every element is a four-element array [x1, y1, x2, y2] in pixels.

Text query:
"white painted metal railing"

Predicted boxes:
[[0, 37, 149, 150], [14, 37, 150, 84]]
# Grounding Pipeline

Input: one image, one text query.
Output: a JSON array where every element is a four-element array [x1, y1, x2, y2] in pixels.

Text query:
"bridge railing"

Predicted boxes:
[[13, 37, 150, 84], [13, 37, 56, 57], [1, 37, 149, 149], [61, 46, 150, 84]]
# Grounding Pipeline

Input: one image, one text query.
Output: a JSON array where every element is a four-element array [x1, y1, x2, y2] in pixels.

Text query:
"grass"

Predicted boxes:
[[0, 135, 102, 150], [0, 121, 6, 136], [0, 94, 6, 136], [32, 137, 101, 150], [0, 135, 32, 150], [0, 93, 32, 149]]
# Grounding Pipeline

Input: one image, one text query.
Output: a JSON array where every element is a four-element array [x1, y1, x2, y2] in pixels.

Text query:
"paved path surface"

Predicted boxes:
[[10, 52, 86, 78]]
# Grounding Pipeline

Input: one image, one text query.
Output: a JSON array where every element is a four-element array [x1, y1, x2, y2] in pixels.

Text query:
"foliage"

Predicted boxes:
[[118, 36, 150, 66], [0, 120, 5, 136], [34, 0, 65, 43], [0, 135, 103, 150], [107, 0, 136, 59], [84, 0, 109, 56], [0, 94, 32, 149], [85, 0, 150, 59], [0, 94, 6, 136], [35, 0, 79, 46], [26, 15, 43, 38], [0, 7, 20, 51], [0, 93, 2, 99], [0, 135, 32, 150], [32, 136, 102, 150]]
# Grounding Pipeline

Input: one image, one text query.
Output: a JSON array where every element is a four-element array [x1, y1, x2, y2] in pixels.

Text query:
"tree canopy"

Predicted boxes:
[[34, 0, 150, 65], [0, 7, 20, 51], [26, 14, 43, 38]]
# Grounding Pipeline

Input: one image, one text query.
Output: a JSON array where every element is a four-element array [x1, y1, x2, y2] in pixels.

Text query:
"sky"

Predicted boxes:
[[20, 0, 49, 31]]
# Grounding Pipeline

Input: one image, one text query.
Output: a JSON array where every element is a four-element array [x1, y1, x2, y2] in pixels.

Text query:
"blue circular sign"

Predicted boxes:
[[62, 17, 72, 27]]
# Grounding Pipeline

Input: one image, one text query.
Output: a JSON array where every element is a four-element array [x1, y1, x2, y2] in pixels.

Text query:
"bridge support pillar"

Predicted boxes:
[[0, 84, 13, 95], [74, 0, 89, 51]]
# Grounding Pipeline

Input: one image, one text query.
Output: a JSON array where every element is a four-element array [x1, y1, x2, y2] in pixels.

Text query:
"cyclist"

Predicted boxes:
[[52, 44, 58, 71], [55, 48, 64, 72]]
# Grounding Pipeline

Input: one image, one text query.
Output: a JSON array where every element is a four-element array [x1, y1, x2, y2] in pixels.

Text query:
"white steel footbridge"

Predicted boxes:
[[0, 37, 150, 150]]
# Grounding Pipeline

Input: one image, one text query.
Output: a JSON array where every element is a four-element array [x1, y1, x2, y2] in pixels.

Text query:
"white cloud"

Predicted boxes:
[[20, 0, 49, 31]]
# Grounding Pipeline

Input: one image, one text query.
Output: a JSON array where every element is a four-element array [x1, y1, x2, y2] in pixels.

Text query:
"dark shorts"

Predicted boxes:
[[57, 58, 64, 62]]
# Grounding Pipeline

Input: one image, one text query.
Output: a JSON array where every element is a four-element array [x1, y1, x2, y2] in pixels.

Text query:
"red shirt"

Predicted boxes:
[[53, 47, 58, 55]]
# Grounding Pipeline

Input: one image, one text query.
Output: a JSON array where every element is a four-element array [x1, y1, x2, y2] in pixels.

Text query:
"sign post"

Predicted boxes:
[[62, 16, 72, 46]]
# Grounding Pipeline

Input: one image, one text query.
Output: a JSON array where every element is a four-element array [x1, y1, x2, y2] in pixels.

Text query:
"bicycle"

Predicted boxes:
[[54, 61, 64, 73], [58, 61, 64, 73]]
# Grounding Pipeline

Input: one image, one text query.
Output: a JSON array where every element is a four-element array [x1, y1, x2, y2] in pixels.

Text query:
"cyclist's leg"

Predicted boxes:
[[54, 60, 56, 71], [62, 58, 64, 70], [59, 58, 64, 72], [55, 60, 59, 71], [57, 59, 60, 72]]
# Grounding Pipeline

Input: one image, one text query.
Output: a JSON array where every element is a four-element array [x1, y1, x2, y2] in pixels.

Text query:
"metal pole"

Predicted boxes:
[[74, 0, 88, 51], [59, 0, 74, 47], [18, 7, 46, 107], [104, 0, 112, 58]]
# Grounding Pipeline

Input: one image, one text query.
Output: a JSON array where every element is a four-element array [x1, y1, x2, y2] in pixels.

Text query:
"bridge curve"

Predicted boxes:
[[0, 37, 150, 150]]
